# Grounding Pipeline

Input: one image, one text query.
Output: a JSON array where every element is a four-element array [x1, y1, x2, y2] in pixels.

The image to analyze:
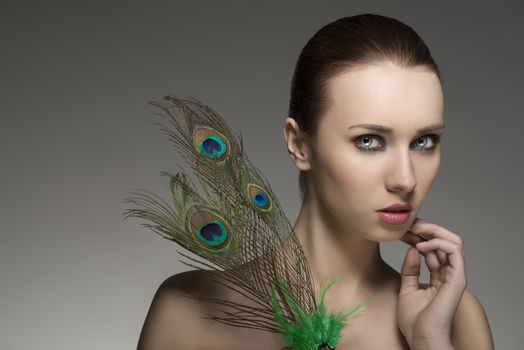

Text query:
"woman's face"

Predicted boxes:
[[308, 62, 444, 241]]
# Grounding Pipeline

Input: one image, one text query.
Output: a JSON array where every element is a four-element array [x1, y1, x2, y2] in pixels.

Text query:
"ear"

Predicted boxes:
[[283, 117, 313, 171]]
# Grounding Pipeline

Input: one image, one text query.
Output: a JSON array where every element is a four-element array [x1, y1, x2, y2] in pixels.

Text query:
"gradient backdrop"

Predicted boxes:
[[1, 1, 522, 349]]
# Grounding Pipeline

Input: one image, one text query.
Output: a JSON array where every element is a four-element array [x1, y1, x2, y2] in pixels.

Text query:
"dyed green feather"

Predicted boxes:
[[272, 275, 373, 349], [123, 94, 373, 348]]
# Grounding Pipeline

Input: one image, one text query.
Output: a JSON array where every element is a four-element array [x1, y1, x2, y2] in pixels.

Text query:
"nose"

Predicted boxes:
[[385, 150, 417, 194]]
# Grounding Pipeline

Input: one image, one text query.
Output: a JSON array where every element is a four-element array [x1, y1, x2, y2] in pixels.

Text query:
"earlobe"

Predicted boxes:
[[283, 117, 312, 171]]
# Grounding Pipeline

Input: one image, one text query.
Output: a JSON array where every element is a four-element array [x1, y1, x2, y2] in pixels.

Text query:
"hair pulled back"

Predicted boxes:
[[288, 13, 441, 199]]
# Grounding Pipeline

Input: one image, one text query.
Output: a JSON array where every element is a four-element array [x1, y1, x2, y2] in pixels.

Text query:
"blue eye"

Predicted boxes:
[[412, 134, 441, 152], [354, 134, 441, 152], [354, 134, 385, 151]]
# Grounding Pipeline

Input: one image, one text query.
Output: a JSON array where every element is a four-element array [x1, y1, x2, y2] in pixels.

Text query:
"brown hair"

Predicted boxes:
[[288, 13, 441, 200]]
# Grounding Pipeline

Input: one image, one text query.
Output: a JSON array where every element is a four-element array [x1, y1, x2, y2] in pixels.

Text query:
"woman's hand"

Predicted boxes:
[[397, 217, 467, 349]]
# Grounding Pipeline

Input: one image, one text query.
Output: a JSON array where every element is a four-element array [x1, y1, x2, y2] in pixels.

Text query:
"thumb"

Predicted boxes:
[[400, 246, 421, 294]]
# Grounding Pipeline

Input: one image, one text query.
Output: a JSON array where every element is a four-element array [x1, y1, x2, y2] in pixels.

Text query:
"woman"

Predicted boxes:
[[138, 14, 494, 349]]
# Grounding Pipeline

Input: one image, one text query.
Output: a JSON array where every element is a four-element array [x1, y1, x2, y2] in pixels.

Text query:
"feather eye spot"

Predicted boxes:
[[187, 207, 231, 250], [193, 126, 229, 161], [254, 193, 268, 206], [199, 136, 226, 159], [247, 184, 272, 211], [197, 221, 228, 247]]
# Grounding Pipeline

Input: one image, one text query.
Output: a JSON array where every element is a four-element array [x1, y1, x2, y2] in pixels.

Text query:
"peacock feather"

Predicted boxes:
[[122, 94, 373, 349]]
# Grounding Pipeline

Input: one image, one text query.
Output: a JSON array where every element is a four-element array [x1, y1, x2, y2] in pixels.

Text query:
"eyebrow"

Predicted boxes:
[[347, 122, 445, 134]]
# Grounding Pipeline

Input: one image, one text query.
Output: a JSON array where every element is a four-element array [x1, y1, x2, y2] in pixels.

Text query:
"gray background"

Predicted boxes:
[[1, 0, 522, 349]]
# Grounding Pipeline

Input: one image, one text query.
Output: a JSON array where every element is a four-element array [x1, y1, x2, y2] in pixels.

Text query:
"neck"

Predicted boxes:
[[292, 190, 389, 302]]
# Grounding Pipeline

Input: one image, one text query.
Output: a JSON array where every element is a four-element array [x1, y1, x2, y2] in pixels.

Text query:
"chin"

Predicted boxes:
[[378, 232, 406, 242], [374, 220, 412, 238]]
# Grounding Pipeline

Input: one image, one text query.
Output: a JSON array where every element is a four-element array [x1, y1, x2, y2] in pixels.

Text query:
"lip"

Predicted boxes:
[[376, 211, 411, 224], [376, 202, 412, 224], [377, 202, 413, 211]]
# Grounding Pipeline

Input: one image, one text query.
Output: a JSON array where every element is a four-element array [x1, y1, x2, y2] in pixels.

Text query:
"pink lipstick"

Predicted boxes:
[[376, 202, 412, 224]]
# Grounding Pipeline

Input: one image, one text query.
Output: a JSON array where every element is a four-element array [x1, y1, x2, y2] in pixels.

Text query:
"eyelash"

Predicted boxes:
[[354, 134, 441, 152]]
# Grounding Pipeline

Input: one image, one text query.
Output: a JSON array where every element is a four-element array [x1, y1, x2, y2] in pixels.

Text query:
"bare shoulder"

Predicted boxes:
[[451, 289, 495, 350], [137, 270, 226, 350], [137, 269, 286, 350]]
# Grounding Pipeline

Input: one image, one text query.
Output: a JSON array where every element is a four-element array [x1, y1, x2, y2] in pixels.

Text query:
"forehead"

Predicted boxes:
[[322, 62, 444, 129]]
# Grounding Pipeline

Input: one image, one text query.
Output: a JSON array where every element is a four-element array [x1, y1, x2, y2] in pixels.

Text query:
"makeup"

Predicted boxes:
[[377, 210, 411, 224], [376, 202, 412, 224]]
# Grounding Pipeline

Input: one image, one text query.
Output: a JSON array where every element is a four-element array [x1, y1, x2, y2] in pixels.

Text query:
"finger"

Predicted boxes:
[[399, 247, 421, 295], [418, 248, 443, 288], [409, 219, 459, 266], [410, 218, 463, 245], [403, 231, 446, 270], [408, 220, 450, 265], [436, 250, 448, 265], [423, 249, 441, 272], [416, 240, 467, 322], [426, 251, 445, 288], [416, 238, 465, 275], [421, 238, 449, 266]]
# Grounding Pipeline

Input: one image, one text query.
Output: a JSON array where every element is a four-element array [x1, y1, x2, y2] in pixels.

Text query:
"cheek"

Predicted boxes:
[[313, 143, 380, 213], [315, 145, 351, 189]]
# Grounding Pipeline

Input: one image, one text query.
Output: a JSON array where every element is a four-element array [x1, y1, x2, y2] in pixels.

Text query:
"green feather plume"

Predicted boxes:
[[271, 275, 373, 349]]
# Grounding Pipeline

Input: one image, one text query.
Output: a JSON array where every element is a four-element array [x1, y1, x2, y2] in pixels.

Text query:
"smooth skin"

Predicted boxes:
[[283, 62, 494, 349], [137, 62, 495, 349]]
